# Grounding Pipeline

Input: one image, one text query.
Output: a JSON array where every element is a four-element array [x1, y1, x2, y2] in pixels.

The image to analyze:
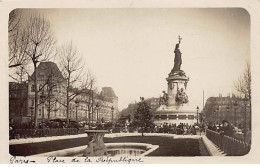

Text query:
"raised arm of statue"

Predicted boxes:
[[178, 35, 182, 44]]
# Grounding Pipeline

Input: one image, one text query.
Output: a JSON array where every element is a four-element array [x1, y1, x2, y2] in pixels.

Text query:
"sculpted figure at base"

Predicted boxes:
[[175, 88, 189, 104], [83, 132, 109, 156], [160, 91, 168, 105]]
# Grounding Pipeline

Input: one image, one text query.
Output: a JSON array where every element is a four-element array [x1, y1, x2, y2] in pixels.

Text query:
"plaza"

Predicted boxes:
[[8, 8, 251, 159]]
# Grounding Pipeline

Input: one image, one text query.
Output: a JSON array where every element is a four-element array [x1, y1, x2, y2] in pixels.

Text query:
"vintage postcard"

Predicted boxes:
[[0, 0, 260, 164]]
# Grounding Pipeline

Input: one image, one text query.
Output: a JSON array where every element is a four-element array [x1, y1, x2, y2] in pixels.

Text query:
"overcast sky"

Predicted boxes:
[[19, 8, 250, 110]]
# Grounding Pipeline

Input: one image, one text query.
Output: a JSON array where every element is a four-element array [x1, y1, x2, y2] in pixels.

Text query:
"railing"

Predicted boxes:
[[206, 129, 250, 156], [11, 128, 85, 139]]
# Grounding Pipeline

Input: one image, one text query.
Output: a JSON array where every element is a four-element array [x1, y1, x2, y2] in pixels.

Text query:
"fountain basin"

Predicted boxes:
[[32, 143, 159, 157]]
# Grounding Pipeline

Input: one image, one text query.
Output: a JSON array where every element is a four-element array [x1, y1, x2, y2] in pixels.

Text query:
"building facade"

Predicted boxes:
[[9, 82, 29, 125], [203, 94, 251, 127], [27, 62, 67, 123], [9, 62, 119, 125]]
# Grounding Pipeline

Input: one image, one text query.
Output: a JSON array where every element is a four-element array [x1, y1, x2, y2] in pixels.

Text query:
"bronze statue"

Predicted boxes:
[[173, 36, 182, 71], [160, 91, 168, 105], [175, 88, 189, 104]]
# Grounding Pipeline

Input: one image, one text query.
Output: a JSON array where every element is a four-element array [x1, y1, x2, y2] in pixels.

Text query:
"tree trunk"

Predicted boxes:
[[33, 63, 38, 129], [66, 73, 70, 125], [48, 94, 51, 119]]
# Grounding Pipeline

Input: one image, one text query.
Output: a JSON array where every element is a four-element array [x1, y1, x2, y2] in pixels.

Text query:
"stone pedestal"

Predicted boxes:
[[166, 70, 189, 106], [83, 130, 109, 157], [154, 69, 198, 125]]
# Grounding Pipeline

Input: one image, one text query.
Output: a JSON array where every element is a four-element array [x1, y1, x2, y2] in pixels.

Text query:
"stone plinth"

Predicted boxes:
[[154, 68, 198, 125], [154, 105, 198, 125]]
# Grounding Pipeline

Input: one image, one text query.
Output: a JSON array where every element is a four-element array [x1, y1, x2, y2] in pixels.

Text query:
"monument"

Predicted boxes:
[[155, 36, 198, 125]]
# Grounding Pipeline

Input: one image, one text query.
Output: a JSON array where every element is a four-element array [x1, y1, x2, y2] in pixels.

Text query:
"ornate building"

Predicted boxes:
[[100, 87, 119, 120], [27, 62, 67, 122], [9, 62, 119, 125]]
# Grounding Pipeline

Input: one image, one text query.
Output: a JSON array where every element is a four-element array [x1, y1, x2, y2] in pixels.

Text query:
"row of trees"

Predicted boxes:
[[234, 63, 251, 109], [234, 63, 251, 129], [9, 10, 97, 129]]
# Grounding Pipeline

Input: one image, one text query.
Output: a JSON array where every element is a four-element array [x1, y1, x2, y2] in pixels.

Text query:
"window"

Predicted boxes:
[[178, 115, 187, 120], [188, 115, 194, 120], [168, 115, 177, 120], [155, 115, 160, 120], [31, 85, 35, 92], [161, 115, 167, 120]]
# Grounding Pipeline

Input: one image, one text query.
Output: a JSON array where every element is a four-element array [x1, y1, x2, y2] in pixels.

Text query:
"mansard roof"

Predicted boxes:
[[30, 62, 65, 81], [100, 87, 117, 98]]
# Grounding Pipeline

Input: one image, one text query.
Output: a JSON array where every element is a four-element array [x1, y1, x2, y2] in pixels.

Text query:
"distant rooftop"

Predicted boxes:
[[30, 62, 65, 80], [100, 87, 117, 98]]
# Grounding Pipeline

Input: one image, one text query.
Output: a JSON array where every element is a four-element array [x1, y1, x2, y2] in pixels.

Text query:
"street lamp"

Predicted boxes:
[[196, 106, 199, 124], [40, 93, 46, 128], [75, 99, 79, 122], [111, 106, 114, 124], [244, 95, 249, 130], [226, 105, 230, 123], [96, 102, 100, 123], [87, 98, 92, 129], [30, 106, 34, 123], [216, 106, 219, 125], [233, 100, 238, 126]]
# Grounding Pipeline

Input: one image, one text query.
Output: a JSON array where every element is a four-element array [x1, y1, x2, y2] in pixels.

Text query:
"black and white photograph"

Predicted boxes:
[[1, 0, 260, 164]]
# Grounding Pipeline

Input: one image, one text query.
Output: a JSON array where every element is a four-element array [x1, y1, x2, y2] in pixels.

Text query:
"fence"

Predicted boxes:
[[206, 129, 250, 156], [11, 128, 85, 139]]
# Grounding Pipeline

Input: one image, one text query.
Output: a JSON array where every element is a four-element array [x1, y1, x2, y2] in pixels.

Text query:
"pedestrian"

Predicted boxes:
[[220, 120, 234, 137]]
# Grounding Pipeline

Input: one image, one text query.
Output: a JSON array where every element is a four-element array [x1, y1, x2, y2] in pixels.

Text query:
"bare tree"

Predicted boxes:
[[234, 63, 251, 129], [57, 42, 96, 124], [234, 63, 251, 107], [8, 9, 30, 68], [23, 14, 56, 129], [34, 63, 65, 121]]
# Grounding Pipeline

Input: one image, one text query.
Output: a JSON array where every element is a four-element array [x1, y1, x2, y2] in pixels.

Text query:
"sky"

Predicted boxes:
[[18, 8, 250, 110]]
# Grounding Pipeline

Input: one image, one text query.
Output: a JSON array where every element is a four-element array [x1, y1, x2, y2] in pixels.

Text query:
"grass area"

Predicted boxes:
[[10, 135, 209, 156]]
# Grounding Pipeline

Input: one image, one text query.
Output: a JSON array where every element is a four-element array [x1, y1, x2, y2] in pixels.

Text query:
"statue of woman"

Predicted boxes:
[[173, 43, 182, 71], [172, 36, 182, 71]]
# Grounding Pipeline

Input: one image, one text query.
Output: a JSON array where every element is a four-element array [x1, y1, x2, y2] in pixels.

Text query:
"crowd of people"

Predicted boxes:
[[207, 120, 235, 137], [9, 118, 251, 145], [207, 120, 251, 143], [152, 122, 205, 135]]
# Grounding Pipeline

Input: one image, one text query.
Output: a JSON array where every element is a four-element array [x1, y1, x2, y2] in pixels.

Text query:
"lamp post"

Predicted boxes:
[[75, 99, 79, 122], [40, 93, 46, 129], [96, 102, 100, 123], [233, 100, 238, 126], [111, 106, 114, 128], [226, 105, 230, 123], [91, 103, 95, 124], [30, 106, 34, 123], [216, 106, 219, 125], [88, 98, 92, 129], [244, 95, 248, 130], [196, 106, 199, 124]]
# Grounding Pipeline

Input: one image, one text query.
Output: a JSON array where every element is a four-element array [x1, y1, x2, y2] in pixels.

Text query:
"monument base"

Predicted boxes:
[[154, 104, 198, 125]]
